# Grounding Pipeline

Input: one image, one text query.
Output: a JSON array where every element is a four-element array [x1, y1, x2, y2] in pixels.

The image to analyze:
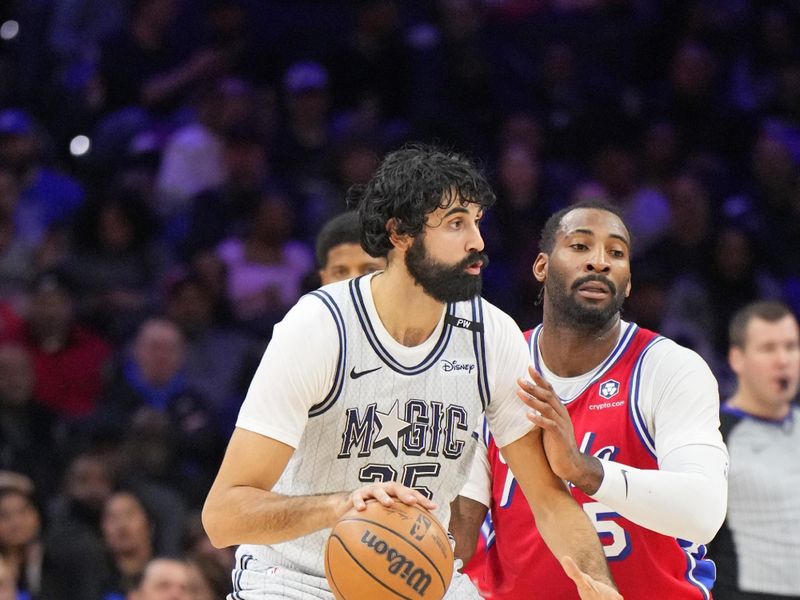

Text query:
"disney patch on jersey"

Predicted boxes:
[[440, 358, 476, 375]]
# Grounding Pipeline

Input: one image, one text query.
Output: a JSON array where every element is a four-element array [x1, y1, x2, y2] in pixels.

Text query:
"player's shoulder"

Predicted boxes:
[[279, 281, 352, 331], [646, 331, 711, 369]]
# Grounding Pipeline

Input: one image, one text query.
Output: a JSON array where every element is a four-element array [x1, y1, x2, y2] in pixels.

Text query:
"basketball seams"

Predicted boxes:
[[334, 517, 449, 588], [325, 534, 412, 600]]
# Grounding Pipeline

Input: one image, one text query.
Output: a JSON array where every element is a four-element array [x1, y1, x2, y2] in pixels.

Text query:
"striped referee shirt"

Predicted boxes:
[[711, 403, 800, 600]]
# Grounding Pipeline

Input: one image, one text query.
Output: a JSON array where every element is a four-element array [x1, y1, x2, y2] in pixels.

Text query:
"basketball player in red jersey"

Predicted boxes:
[[451, 201, 729, 599]]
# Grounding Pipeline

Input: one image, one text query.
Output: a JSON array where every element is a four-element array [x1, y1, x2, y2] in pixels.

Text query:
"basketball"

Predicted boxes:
[[324, 500, 454, 600]]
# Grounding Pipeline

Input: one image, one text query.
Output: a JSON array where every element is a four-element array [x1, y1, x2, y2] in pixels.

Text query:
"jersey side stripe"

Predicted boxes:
[[471, 298, 490, 410], [628, 336, 665, 457], [308, 290, 347, 417], [680, 540, 713, 600]]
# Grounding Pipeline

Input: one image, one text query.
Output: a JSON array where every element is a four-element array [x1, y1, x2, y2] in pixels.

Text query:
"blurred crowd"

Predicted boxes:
[[0, 0, 799, 598]]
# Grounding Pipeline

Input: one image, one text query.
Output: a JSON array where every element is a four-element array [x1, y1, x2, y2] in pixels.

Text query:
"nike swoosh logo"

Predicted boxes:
[[349, 366, 382, 379], [621, 469, 629, 499]]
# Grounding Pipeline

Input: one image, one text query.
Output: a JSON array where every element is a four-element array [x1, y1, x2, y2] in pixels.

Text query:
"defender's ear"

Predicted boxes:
[[532, 253, 548, 283]]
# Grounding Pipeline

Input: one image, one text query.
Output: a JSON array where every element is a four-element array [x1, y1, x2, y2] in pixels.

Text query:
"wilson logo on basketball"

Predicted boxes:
[[360, 529, 433, 595]]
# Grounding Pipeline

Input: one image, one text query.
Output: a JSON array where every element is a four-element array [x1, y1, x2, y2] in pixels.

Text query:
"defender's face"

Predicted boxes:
[[319, 243, 386, 285], [730, 315, 800, 407], [535, 208, 631, 328]]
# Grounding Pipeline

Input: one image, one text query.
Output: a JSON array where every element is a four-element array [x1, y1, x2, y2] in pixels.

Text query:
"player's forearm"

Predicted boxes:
[[533, 491, 616, 588], [591, 446, 728, 543], [202, 485, 348, 548], [449, 495, 488, 565]]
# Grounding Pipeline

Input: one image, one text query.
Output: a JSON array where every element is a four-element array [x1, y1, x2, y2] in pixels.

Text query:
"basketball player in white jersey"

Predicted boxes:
[[202, 144, 621, 599]]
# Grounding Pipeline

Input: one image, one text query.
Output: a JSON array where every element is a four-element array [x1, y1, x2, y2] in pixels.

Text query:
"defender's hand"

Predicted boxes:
[[517, 367, 581, 477], [517, 366, 602, 493], [561, 556, 623, 600]]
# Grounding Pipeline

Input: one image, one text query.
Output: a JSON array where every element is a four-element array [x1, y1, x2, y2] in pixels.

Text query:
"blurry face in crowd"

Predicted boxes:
[[535, 208, 631, 331], [498, 143, 540, 203], [166, 282, 214, 333], [730, 315, 800, 413], [102, 492, 153, 555], [319, 244, 385, 285], [0, 491, 40, 549], [98, 204, 134, 251], [66, 455, 114, 512], [134, 320, 186, 387], [28, 284, 74, 341], [0, 344, 34, 407], [132, 559, 191, 600]]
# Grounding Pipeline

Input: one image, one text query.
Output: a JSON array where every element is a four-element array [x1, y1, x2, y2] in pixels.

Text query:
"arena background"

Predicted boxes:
[[0, 1, 798, 598]]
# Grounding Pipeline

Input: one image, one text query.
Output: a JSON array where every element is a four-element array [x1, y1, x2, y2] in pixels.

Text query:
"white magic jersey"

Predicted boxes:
[[233, 273, 532, 598]]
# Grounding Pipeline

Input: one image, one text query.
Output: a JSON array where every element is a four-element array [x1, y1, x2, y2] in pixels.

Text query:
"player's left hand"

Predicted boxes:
[[561, 556, 623, 600], [517, 366, 601, 492]]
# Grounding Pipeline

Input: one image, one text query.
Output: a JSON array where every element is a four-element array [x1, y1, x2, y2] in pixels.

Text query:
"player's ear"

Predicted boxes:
[[387, 218, 411, 251], [532, 253, 548, 283], [625, 277, 632, 298]]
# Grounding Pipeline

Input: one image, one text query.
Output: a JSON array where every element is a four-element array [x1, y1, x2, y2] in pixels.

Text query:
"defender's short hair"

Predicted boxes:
[[539, 199, 629, 254]]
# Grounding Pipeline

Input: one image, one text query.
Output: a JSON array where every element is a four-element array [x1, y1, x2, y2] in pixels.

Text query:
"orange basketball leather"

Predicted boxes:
[[325, 501, 454, 600]]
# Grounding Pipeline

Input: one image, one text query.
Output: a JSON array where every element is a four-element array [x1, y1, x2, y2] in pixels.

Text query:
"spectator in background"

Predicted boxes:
[[184, 124, 272, 258], [114, 409, 190, 551], [99, 489, 157, 599], [638, 171, 714, 285], [185, 552, 229, 600], [0, 109, 84, 253], [65, 187, 160, 342], [23, 271, 112, 420], [591, 144, 671, 254], [98, 319, 217, 449], [127, 557, 191, 600], [711, 301, 800, 600], [164, 275, 260, 423], [95, 0, 226, 117], [155, 77, 256, 219], [46, 0, 128, 125], [216, 192, 313, 336], [0, 486, 44, 600], [314, 211, 386, 287], [0, 343, 60, 497], [272, 61, 338, 229], [43, 451, 115, 600], [0, 167, 35, 306]]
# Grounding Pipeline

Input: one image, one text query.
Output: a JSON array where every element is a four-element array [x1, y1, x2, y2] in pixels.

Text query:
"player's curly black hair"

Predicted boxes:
[[349, 143, 495, 258], [538, 199, 630, 254]]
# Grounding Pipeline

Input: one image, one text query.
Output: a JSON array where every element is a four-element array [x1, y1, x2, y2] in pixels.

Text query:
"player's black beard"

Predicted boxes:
[[405, 236, 488, 303], [546, 270, 627, 330]]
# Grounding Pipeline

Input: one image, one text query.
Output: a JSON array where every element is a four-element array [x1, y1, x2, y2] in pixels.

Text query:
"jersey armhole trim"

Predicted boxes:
[[628, 335, 666, 458], [308, 290, 346, 417], [471, 297, 490, 410]]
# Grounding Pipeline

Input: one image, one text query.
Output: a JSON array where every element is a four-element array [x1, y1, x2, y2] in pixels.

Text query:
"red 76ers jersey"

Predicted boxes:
[[464, 323, 716, 600]]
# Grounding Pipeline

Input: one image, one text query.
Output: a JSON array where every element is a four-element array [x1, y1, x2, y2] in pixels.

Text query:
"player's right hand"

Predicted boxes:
[[345, 482, 437, 514], [561, 556, 623, 600]]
